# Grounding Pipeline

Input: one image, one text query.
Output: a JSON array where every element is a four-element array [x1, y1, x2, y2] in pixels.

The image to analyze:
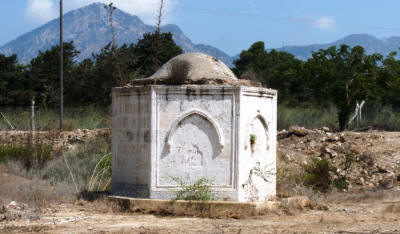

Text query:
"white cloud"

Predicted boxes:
[[314, 16, 335, 30], [26, 0, 178, 24], [26, 0, 58, 23]]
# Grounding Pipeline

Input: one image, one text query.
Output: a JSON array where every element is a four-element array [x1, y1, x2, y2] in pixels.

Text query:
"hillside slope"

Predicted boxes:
[[0, 3, 233, 66]]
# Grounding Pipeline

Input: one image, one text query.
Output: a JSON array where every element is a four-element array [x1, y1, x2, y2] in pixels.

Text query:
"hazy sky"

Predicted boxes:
[[1, 0, 400, 56]]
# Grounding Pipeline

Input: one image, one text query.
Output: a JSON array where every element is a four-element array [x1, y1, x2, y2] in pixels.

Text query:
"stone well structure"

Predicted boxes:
[[111, 53, 277, 202]]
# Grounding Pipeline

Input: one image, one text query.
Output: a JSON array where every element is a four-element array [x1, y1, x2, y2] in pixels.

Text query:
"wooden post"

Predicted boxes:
[[356, 101, 360, 126], [358, 101, 365, 126], [349, 100, 365, 127], [31, 99, 35, 131], [59, 0, 64, 130]]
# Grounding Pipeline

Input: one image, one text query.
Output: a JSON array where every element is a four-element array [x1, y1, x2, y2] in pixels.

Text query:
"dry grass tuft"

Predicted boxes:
[[323, 189, 386, 203], [0, 163, 76, 209], [0, 137, 111, 216]]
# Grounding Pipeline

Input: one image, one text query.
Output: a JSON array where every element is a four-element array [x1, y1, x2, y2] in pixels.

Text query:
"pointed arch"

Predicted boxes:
[[166, 109, 225, 152], [253, 114, 268, 133], [245, 114, 270, 151]]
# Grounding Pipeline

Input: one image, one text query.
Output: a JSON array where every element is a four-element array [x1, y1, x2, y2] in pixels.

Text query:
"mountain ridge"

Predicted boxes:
[[275, 33, 400, 60], [0, 3, 233, 66], [1, 3, 400, 65]]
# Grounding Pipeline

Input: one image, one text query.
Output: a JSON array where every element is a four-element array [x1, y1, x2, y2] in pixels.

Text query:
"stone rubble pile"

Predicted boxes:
[[278, 126, 400, 190], [0, 201, 39, 222], [0, 129, 110, 151]]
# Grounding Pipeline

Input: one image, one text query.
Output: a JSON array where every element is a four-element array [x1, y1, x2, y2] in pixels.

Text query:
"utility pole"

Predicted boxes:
[[59, 0, 63, 130]]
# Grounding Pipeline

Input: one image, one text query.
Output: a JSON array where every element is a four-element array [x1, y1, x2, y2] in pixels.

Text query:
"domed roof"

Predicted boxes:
[[129, 53, 256, 86], [150, 53, 237, 80]]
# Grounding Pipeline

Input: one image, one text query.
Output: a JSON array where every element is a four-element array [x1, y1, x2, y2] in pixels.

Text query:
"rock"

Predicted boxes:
[[359, 154, 374, 165], [322, 127, 330, 132], [380, 178, 394, 189], [277, 130, 291, 140], [289, 126, 310, 137], [281, 196, 311, 209], [379, 173, 397, 189], [265, 201, 281, 211], [7, 201, 18, 209]]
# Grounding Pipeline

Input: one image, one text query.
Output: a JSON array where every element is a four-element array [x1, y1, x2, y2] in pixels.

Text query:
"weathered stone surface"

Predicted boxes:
[[111, 85, 277, 202], [281, 196, 311, 210], [112, 53, 277, 202], [129, 53, 260, 86], [109, 196, 277, 218], [288, 126, 311, 137]]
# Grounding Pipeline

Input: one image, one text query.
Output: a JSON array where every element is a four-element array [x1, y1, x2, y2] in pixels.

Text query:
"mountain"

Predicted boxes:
[[0, 3, 233, 66], [2, 3, 400, 67], [276, 34, 400, 60]]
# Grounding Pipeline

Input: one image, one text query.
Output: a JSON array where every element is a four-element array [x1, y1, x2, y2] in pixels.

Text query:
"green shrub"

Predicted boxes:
[[333, 178, 347, 190], [173, 177, 215, 201], [41, 138, 111, 192], [0, 140, 52, 170], [303, 157, 334, 191], [331, 150, 354, 190]]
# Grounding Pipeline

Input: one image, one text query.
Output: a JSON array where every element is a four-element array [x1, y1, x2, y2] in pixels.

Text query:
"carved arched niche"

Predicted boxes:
[[158, 109, 228, 187], [245, 114, 270, 152], [166, 109, 225, 153]]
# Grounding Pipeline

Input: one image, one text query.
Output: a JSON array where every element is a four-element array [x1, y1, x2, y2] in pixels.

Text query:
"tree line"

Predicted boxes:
[[234, 41, 400, 130], [0, 31, 182, 107], [1, 36, 400, 130]]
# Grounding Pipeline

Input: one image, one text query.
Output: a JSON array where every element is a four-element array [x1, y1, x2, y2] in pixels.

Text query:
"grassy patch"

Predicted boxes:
[[0, 137, 111, 209], [278, 105, 337, 131], [0, 106, 110, 131], [0, 138, 53, 170], [278, 104, 400, 131], [42, 138, 111, 192]]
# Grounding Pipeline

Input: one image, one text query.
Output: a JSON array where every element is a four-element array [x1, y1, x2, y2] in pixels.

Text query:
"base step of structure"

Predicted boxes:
[[108, 196, 281, 218]]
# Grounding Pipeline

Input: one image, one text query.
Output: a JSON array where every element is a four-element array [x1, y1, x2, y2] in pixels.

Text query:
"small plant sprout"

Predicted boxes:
[[172, 177, 216, 201], [250, 134, 257, 153]]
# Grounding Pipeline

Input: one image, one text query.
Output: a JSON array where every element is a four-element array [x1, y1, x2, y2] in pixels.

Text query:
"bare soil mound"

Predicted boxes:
[[278, 126, 400, 191]]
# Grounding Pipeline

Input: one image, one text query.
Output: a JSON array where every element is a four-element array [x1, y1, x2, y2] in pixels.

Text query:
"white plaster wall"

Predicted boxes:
[[150, 86, 239, 200], [111, 87, 152, 197], [237, 87, 277, 202], [111, 85, 277, 202]]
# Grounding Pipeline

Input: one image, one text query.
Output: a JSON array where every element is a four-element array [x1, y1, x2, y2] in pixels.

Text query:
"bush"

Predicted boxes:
[[41, 138, 111, 192], [173, 177, 215, 201], [0, 137, 111, 209], [303, 157, 334, 191], [332, 178, 347, 190], [0, 139, 53, 170]]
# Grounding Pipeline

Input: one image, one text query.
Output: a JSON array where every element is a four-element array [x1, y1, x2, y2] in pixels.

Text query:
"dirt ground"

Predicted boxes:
[[1, 193, 399, 234], [1, 129, 399, 233]]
